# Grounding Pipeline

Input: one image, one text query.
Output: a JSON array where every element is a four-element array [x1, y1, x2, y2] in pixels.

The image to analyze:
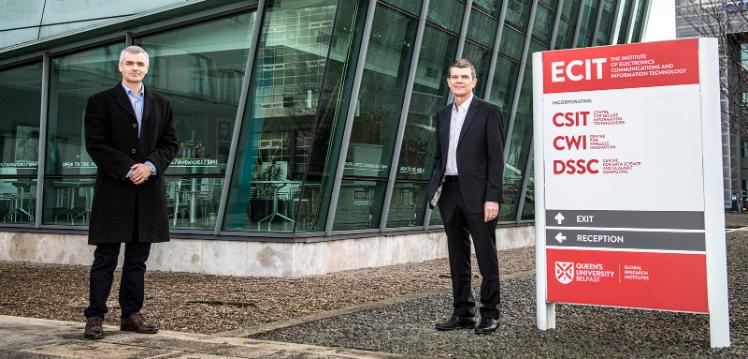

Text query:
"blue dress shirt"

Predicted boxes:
[[122, 82, 157, 177]]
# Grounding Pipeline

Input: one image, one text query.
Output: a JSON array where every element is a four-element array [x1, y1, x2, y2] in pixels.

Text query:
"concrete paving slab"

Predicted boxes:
[[0, 315, 405, 359]]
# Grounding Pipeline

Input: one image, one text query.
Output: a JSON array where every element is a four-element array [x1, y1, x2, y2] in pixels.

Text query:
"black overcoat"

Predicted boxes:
[[426, 97, 505, 214], [84, 83, 178, 244]]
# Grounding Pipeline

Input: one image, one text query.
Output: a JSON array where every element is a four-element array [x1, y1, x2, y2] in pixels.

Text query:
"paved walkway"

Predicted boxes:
[[0, 315, 402, 359]]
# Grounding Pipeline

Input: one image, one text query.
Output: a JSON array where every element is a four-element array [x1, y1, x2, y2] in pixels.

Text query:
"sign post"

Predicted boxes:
[[532, 38, 730, 348]]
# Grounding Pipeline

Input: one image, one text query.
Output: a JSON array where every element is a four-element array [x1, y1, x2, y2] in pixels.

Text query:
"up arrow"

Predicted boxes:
[[555, 232, 567, 243], [554, 212, 565, 225]]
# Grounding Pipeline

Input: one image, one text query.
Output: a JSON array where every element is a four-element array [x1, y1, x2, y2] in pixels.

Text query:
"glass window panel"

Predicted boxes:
[[461, 42, 492, 98], [427, 0, 465, 33], [577, 30, 592, 48], [396, 26, 456, 183], [532, 4, 555, 45], [631, 0, 648, 43], [467, 7, 498, 48], [382, 0, 422, 15], [499, 26, 524, 61], [0, 62, 42, 177], [136, 11, 255, 177], [520, 167, 534, 220], [430, 205, 443, 225], [562, 0, 582, 19], [343, 6, 418, 179], [0, 178, 36, 225], [47, 43, 121, 177], [594, 0, 616, 45], [617, 0, 634, 44], [333, 179, 386, 230], [388, 26, 458, 228], [224, 0, 338, 232], [473, 0, 502, 15], [577, 0, 600, 48], [294, 0, 369, 232], [43, 178, 93, 225], [387, 182, 426, 227], [488, 55, 519, 130], [555, 18, 575, 49], [501, 41, 544, 221], [504, 0, 532, 32]]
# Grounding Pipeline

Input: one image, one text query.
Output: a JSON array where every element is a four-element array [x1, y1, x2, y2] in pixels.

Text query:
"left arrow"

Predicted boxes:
[[555, 232, 567, 243]]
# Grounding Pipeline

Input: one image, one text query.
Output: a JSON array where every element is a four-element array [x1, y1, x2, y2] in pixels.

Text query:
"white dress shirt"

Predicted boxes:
[[445, 94, 473, 176]]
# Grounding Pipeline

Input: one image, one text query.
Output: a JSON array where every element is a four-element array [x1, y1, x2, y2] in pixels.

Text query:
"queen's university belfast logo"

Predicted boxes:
[[555, 261, 574, 284]]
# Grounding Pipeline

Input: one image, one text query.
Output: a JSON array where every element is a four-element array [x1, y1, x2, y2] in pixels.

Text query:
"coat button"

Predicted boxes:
[[130, 149, 136, 154], [132, 123, 137, 128]]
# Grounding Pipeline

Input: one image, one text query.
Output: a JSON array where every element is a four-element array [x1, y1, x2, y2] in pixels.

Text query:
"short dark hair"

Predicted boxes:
[[449, 58, 476, 78]]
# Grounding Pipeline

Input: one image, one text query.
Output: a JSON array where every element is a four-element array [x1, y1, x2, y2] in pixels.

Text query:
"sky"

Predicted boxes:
[[643, 0, 676, 41]]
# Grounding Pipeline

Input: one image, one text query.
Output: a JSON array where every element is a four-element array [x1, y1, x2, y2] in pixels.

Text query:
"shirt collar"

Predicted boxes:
[[453, 94, 473, 112], [121, 81, 144, 97]]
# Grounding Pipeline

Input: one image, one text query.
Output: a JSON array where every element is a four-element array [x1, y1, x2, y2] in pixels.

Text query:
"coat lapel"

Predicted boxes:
[[112, 83, 137, 120], [457, 98, 481, 147], [142, 85, 156, 128]]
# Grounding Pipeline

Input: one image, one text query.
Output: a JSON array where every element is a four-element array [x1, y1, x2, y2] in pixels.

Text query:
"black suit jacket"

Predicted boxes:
[[84, 83, 178, 244], [426, 97, 504, 215]]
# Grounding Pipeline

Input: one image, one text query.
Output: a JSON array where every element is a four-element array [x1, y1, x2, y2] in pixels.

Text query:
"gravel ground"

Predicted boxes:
[[255, 219, 748, 358], [0, 238, 533, 334]]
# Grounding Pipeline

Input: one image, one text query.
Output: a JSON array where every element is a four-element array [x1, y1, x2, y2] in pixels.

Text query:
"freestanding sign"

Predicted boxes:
[[532, 38, 730, 348]]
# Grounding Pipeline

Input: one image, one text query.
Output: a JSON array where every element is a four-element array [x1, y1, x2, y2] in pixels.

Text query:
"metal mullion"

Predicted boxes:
[[482, 0, 509, 100], [550, 0, 565, 49], [214, 0, 267, 235], [502, 0, 539, 165], [610, 0, 627, 45], [592, 0, 606, 45], [34, 53, 50, 228], [455, 0, 474, 59], [572, 0, 588, 47], [637, 0, 652, 42], [125, 32, 133, 46], [625, 0, 640, 44], [380, 0, 431, 230], [515, 138, 534, 222], [423, 0, 476, 228], [325, 0, 378, 235]]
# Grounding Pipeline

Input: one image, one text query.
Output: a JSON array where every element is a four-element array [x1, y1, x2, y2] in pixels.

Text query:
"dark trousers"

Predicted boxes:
[[84, 212, 151, 319], [438, 177, 500, 319]]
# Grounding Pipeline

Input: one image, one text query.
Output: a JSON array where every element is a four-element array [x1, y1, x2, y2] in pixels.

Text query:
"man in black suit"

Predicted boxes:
[[427, 59, 504, 334], [82, 46, 178, 339]]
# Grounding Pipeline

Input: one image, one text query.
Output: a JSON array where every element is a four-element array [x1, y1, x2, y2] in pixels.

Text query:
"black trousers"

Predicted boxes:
[[84, 212, 151, 319], [438, 177, 500, 319]]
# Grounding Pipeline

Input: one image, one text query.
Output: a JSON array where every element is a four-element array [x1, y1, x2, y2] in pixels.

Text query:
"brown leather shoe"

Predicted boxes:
[[120, 312, 159, 334], [84, 316, 104, 340]]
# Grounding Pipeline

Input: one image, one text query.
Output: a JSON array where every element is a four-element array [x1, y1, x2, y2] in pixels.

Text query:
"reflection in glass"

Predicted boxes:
[[617, 0, 634, 44], [473, 0, 502, 15], [47, 43, 121, 177], [0, 63, 42, 177], [504, 0, 532, 32], [389, 25, 457, 228], [462, 42, 492, 98], [532, 3, 556, 45], [576, 0, 600, 47], [43, 178, 93, 225], [467, 8, 498, 48], [225, 0, 338, 232], [382, 0, 422, 14], [521, 168, 534, 220], [500, 41, 545, 221], [166, 176, 223, 229], [631, 0, 648, 42], [336, 5, 418, 229], [555, 19, 575, 49], [0, 179, 36, 224], [428, 0, 465, 33], [334, 180, 386, 230], [594, 0, 616, 45], [488, 55, 519, 128], [137, 11, 255, 176], [499, 27, 524, 61]]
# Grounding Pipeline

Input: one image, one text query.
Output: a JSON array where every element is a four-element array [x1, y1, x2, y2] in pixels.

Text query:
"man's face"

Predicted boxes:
[[447, 66, 476, 97], [119, 52, 149, 85]]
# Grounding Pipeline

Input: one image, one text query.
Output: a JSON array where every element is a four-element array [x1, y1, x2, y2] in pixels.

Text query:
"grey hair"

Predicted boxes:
[[449, 58, 476, 78], [119, 46, 149, 66]]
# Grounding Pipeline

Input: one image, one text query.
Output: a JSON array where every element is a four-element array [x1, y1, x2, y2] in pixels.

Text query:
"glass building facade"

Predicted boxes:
[[0, 0, 650, 238]]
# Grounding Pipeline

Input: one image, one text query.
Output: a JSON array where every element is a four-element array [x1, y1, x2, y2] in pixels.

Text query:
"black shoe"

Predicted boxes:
[[435, 315, 476, 331], [474, 317, 500, 334]]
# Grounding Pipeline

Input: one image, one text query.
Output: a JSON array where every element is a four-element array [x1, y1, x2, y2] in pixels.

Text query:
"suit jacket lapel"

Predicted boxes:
[[112, 84, 137, 120], [457, 98, 481, 147]]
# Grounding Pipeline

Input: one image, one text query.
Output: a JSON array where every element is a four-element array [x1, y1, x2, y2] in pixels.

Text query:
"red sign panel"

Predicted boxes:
[[543, 38, 699, 94], [546, 249, 708, 313]]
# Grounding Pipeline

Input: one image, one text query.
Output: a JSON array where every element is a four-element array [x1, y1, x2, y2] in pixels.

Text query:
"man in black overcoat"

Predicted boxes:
[[82, 46, 178, 339], [427, 59, 505, 334]]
